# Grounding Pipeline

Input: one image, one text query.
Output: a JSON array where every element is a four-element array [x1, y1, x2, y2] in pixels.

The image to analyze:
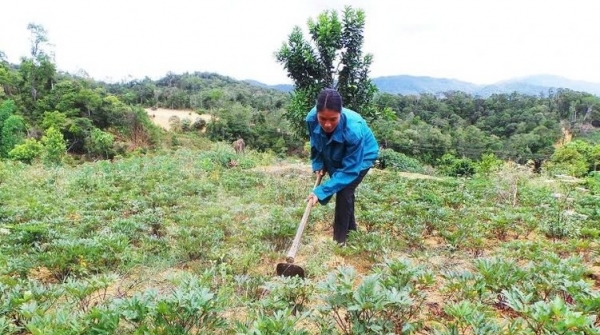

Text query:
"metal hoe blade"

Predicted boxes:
[[276, 262, 305, 278], [274, 174, 322, 278]]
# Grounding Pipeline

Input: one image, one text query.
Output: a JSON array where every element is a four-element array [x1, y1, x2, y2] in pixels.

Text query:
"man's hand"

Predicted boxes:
[[306, 193, 319, 207], [315, 169, 326, 176]]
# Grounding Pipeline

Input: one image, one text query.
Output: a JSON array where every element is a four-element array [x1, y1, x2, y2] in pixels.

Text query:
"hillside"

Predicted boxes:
[[1, 145, 599, 333]]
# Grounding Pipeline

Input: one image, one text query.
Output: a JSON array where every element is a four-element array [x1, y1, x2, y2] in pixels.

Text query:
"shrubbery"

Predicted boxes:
[[545, 140, 600, 177], [376, 148, 423, 172], [437, 153, 476, 177]]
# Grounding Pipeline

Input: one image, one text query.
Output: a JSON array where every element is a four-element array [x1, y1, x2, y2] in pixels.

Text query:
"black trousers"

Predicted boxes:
[[333, 168, 370, 244]]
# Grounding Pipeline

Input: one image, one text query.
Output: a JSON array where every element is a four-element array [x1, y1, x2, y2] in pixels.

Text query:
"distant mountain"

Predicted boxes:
[[474, 82, 551, 97], [494, 75, 600, 96], [243, 79, 293, 92], [372, 75, 479, 95], [254, 74, 600, 97], [375, 74, 600, 97], [271, 84, 294, 92]]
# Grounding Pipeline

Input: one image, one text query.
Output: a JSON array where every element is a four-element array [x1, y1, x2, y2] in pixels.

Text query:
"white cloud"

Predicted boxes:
[[1, 0, 599, 85]]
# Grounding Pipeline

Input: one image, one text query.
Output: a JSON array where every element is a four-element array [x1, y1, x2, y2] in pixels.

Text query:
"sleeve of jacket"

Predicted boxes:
[[313, 128, 364, 202]]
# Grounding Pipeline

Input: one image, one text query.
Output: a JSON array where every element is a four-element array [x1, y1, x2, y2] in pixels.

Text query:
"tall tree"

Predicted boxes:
[[0, 51, 19, 98], [19, 23, 56, 119], [275, 6, 378, 138]]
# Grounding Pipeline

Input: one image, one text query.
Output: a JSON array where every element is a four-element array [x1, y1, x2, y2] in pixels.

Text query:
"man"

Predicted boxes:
[[306, 88, 379, 244]]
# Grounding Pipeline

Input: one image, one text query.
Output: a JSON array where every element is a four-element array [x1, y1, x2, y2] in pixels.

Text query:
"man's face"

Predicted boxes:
[[317, 109, 340, 134]]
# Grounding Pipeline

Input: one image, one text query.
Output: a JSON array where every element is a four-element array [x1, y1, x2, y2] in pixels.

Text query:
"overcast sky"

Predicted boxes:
[[2, 0, 599, 85]]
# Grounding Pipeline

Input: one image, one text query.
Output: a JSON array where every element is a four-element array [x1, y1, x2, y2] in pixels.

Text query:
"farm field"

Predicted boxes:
[[1, 142, 600, 334]]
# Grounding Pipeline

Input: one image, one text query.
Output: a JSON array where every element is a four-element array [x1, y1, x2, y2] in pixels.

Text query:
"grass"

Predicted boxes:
[[1, 141, 599, 334]]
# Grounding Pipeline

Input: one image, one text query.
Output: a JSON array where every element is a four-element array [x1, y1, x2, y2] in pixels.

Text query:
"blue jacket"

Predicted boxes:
[[306, 107, 379, 204]]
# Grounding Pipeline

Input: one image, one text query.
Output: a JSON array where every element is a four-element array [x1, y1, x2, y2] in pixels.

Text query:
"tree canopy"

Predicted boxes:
[[275, 6, 378, 138]]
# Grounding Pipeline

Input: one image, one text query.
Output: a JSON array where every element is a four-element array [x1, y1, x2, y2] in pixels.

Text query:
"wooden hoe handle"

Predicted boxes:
[[285, 174, 323, 263]]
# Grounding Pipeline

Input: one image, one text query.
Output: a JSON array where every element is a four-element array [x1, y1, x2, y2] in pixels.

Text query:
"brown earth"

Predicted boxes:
[[253, 162, 442, 181], [144, 108, 213, 131]]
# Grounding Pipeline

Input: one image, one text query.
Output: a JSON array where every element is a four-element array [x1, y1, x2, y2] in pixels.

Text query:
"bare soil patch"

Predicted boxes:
[[144, 108, 213, 131], [252, 162, 312, 175], [254, 163, 441, 181], [397, 171, 444, 181]]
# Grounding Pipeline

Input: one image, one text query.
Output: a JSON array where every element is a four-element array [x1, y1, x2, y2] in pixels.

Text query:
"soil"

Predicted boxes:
[[397, 171, 444, 181], [252, 163, 312, 175], [253, 162, 441, 181], [144, 108, 213, 131]]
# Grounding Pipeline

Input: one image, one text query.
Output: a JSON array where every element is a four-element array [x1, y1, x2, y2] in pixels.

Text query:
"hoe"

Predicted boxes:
[[276, 173, 322, 278]]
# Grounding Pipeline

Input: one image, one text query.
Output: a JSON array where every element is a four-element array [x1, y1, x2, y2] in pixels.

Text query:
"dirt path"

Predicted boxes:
[[253, 162, 442, 181], [397, 171, 444, 181], [252, 162, 312, 175]]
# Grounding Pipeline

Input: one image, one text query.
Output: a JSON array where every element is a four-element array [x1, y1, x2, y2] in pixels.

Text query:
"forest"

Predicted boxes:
[[1, 19, 600, 175]]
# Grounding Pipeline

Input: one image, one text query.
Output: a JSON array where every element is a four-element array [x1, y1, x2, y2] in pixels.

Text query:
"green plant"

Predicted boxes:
[[376, 148, 424, 172], [437, 153, 476, 177], [180, 118, 192, 132], [539, 183, 585, 240], [191, 118, 206, 131], [476, 153, 503, 176], [584, 172, 600, 195], [174, 226, 223, 262], [0, 114, 26, 158], [8, 138, 43, 164], [41, 127, 66, 165], [87, 128, 115, 159], [38, 235, 129, 280], [117, 275, 226, 334], [260, 276, 315, 314], [275, 6, 378, 137], [503, 288, 600, 334], [235, 309, 309, 335], [473, 257, 527, 295], [342, 231, 393, 262], [256, 207, 299, 251], [433, 301, 502, 335], [318, 265, 426, 334], [546, 144, 590, 177], [0, 277, 60, 333], [440, 270, 486, 302]]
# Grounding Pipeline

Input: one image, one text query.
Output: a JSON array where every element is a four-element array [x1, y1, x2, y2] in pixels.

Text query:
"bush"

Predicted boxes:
[[181, 118, 192, 131], [585, 172, 600, 194], [545, 146, 589, 177], [476, 153, 503, 176], [376, 148, 423, 172], [546, 141, 600, 177], [437, 153, 475, 177], [41, 127, 66, 165], [0, 114, 26, 158], [9, 138, 43, 164], [168, 115, 181, 132], [191, 118, 206, 131], [87, 128, 115, 159]]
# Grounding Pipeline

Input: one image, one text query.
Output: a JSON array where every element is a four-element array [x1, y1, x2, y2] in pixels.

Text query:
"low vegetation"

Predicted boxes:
[[1, 139, 599, 334]]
